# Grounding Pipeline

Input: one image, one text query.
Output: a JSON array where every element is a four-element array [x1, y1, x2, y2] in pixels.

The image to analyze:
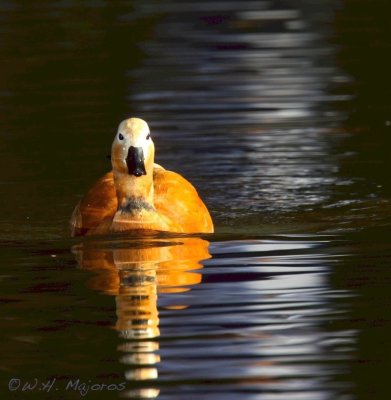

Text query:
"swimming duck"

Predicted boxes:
[[70, 118, 214, 236]]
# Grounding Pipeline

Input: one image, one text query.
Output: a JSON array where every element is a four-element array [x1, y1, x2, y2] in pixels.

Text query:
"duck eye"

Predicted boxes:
[[118, 133, 124, 140], [146, 133, 151, 140]]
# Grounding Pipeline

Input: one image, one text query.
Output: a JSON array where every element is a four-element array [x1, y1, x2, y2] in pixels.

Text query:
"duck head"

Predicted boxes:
[[111, 118, 155, 177], [111, 118, 155, 207]]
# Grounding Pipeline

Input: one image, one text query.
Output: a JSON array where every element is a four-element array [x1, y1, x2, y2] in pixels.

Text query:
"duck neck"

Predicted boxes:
[[114, 171, 155, 213]]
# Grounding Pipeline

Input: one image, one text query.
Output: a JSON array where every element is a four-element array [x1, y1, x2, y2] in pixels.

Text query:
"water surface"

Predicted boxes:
[[1, 0, 390, 399]]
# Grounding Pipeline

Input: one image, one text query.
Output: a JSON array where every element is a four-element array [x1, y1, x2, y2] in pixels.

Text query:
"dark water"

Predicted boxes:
[[1, 0, 390, 399]]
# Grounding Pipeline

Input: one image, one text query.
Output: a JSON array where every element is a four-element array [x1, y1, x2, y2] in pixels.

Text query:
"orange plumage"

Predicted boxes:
[[70, 118, 214, 236]]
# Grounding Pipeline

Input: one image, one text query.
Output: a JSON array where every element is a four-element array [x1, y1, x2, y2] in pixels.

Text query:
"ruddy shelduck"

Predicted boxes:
[[70, 118, 214, 236]]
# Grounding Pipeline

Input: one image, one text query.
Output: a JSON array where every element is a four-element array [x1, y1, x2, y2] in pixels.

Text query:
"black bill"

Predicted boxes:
[[126, 146, 147, 177]]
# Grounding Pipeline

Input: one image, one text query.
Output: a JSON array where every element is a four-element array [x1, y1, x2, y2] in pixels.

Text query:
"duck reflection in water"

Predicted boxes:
[[72, 235, 211, 399]]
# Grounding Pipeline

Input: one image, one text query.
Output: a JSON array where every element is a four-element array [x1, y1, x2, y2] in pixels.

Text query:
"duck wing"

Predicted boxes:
[[153, 168, 214, 234], [70, 172, 117, 236]]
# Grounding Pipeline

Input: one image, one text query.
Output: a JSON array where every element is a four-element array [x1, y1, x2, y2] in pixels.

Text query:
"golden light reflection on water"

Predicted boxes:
[[73, 237, 210, 398]]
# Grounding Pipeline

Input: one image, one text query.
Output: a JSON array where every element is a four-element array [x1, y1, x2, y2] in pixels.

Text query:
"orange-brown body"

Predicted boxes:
[[70, 118, 214, 236]]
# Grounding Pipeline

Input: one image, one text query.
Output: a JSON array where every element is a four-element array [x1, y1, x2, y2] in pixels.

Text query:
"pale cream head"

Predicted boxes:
[[116, 118, 151, 148], [111, 118, 155, 175]]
